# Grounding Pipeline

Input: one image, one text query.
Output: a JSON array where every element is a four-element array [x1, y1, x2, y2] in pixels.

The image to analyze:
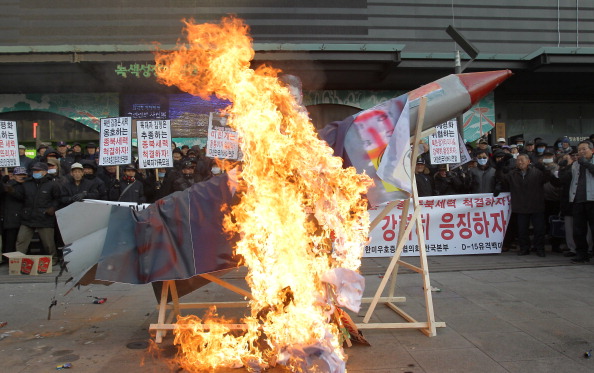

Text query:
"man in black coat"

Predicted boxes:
[[173, 160, 202, 192], [433, 165, 462, 196], [1, 166, 27, 256], [113, 164, 146, 204], [60, 162, 100, 207], [414, 157, 434, 197], [12, 162, 62, 265], [497, 154, 550, 257], [80, 160, 107, 200]]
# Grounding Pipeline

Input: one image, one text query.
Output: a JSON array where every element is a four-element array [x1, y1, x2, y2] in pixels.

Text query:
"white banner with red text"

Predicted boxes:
[[365, 193, 511, 257]]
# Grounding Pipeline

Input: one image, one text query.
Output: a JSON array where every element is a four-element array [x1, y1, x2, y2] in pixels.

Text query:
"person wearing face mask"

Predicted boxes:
[[534, 141, 548, 160], [468, 150, 496, 194], [80, 160, 107, 200], [173, 160, 202, 192], [144, 167, 173, 203], [45, 158, 64, 183], [44, 147, 71, 176], [9, 162, 62, 266], [514, 137, 525, 150]]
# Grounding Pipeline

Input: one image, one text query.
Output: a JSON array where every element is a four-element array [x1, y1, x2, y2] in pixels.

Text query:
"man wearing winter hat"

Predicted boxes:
[[18, 145, 32, 171], [10, 162, 62, 265]]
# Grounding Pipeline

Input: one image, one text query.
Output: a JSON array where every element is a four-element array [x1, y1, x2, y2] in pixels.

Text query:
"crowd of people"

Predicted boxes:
[[415, 134, 594, 263], [0, 141, 220, 266], [3, 134, 594, 267]]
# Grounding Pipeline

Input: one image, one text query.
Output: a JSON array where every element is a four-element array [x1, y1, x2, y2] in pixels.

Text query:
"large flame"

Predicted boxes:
[[155, 17, 372, 372]]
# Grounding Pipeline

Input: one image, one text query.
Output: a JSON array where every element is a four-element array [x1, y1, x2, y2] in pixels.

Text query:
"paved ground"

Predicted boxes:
[[1, 250, 593, 372]]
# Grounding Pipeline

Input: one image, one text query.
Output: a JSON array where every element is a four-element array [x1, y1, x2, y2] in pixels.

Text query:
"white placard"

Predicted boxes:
[[450, 133, 472, 170], [99, 117, 132, 166], [365, 193, 511, 256], [206, 112, 240, 160], [429, 120, 461, 164], [136, 120, 173, 169], [0, 120, 19, 167]]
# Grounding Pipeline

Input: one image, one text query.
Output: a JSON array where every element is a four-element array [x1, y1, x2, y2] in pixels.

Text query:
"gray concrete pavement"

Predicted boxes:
[[1, 251, 593, 372]]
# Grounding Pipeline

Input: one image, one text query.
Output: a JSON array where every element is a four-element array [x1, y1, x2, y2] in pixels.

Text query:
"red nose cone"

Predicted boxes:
[[457, 70, 512, 105]]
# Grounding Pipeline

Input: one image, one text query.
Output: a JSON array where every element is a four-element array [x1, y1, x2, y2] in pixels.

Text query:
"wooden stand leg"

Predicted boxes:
[[388, 198, 410, 298], [155, 280, 173, 343], [150, 273, 253, 343]]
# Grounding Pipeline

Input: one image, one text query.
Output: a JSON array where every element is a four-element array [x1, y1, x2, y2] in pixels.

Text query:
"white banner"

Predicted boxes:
[[365, 193, 511, 257], [206, 112, 240, 160], [429, 120, 461, 164], [0, 120, 19, 167], [99, 117, 132, 166], [136, 120, 173, 169]]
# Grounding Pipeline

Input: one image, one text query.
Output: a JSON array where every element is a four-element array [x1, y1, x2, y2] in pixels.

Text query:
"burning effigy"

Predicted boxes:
[[154, 17, 373, 372]]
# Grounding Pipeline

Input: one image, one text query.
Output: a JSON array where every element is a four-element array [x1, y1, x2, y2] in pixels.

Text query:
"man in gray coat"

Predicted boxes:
[[566, 140, 594, 263]]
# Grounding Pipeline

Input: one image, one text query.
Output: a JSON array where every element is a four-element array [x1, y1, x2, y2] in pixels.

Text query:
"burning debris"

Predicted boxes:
[[155, 17, 372, 372]]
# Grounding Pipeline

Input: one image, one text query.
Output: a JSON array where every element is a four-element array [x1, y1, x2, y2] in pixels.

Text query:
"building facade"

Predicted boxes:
[[1, 1, 593, 148]]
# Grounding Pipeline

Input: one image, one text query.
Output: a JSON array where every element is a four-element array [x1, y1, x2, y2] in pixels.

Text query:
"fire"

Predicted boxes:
[[155, 17, 372, 372]]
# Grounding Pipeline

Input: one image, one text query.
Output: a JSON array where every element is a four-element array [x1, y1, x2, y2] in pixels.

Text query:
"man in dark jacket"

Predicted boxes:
[[498, 154, 550, 257], [83, 142, 99, 162], [468, 150, 496, 193], [80, 160, 107, 200], [433, 165, 461, 196], [60, 162, 100, 207], [414, 157, 434, 197], [173, 160, 202, 192], [1, 166, 27, 255], [113, 164, 146, 203], [12, 162, 62, 265]]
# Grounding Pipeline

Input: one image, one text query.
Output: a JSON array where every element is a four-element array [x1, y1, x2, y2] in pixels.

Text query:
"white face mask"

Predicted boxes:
[[48, 168, 57, 174], [211, 167, 221, 175], [477, 158, 488, 166], [512, 153, 519, 159], [543, 158, 554, 164]]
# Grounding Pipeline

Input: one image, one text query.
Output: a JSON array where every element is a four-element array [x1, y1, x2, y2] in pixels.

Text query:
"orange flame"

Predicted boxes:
[[155, 17, 372, 371]]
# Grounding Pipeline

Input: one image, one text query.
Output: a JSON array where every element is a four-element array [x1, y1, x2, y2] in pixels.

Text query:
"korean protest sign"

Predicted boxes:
[[365, 193, 511, 257], [0, 121, 19, 167], [136, 120, 173, 169], [450, 133, 472, 170], [206, 112, 241, 160], [429, 120, 461, 164], [99, 117, 132, 166]]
